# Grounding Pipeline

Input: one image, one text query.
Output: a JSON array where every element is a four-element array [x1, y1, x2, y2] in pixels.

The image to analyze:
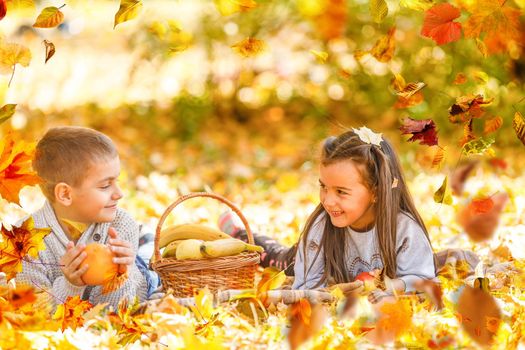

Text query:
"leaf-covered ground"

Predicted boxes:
[[1, 153, 524, 349]]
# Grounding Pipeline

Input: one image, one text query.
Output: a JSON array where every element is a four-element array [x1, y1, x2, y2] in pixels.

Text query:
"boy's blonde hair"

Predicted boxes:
[[33, 126, 118, 200]]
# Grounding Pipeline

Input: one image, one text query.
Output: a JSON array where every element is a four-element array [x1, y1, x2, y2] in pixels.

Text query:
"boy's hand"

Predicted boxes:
[[60, 242, 88, 287], [108, 227, 135, 274]]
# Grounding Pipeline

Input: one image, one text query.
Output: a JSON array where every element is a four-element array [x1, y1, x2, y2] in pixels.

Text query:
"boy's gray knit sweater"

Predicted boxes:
[[17, 201, 148, 310], [293, 212, 435, 291]]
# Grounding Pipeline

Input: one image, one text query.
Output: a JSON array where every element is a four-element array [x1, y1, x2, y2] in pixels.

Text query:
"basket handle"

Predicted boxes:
[[154, 192, 254, 262]]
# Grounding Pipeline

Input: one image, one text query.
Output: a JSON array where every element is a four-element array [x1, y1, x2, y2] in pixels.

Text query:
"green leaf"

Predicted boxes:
[[433, 176, 453, 205], [370, 0, 388, 23], [0, 104, 16, 125], [32, 6, 64, 28], [462, 137, 495, 156], [114, 0, 142, 29]]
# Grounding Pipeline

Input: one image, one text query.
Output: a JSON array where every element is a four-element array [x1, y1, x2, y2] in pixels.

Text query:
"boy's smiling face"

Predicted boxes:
[[65, 156, 123, 224]]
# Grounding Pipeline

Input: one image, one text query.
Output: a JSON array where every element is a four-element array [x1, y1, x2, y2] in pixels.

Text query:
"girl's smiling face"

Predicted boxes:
[[319, 159, 376, 231]]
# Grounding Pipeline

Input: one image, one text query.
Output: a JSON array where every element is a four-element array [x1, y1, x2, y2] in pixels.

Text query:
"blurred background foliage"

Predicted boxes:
[[1, 0, 524, 190]]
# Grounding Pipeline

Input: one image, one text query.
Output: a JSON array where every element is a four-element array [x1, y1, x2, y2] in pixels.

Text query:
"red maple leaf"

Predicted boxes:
[[400, 117, 439, 146], [0, 0, 6, 21], [421, 3, 462, 45]]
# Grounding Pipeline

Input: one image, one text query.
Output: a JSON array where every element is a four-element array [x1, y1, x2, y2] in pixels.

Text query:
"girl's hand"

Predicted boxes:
[[60, 242, 88, 286], [327, 280, 364, 295], [108, 227, 135, 274], [367, 289, 393, 304]]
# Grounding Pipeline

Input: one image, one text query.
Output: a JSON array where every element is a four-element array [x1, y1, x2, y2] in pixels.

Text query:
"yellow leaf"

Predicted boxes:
[[473, 71, 489, 84], [214, 0, 257, 16], [395, 82, 426, 99], [434, 176, 453, 205], [257, 267, 286, 295], [189, 287, 215, 322], [475, 38, 488, 58], [399, 0, 434, 11], [32, 6, 64, 28], [513, 111, 525, 146], [114, 0, 142, 29], [370, 26, 396, 62], [42, 39, 55, 63], [370, 0, 388, 23], [0, 42, 31, 73], [231, 37, 265, 57], [0, 104, 16, 125], [310, 49, 328, 63]]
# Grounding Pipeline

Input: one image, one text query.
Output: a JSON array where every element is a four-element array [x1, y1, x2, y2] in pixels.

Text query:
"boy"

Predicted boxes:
[[16, 126, 150, 310]]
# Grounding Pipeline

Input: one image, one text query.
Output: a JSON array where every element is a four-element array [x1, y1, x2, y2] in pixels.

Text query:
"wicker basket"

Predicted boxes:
[[151, 192, 260, 297]]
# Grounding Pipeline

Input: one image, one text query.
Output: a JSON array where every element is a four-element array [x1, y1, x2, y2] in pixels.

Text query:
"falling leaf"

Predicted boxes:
[[0, 0, 6, 20], [370, 26, 396, 62], [114, 0, 142, 29], [421, 3, 462, 45], [0, 132, 41, 204], [32, 6, 64, 28], [0, 41, 31, 87], [214, 0, 257, 16], [459, 120, 476, 147], [469, 197, 494, 214], [513, 111, 525, 146], [42, 39, 55, 63], [431, 147, 445, 169], [231, 37, 265, 57], [310, 49, 328, 63], [394, 91, 424, 108], [462, 137, 495, 156], [457, 285, 501, 346], [52, 295, 93, 331], [0, 103, 16, 125], [414, 279, 444, 310], [434, 176, 452, 205], [0, 217, 51, 281], [399, 117, 439, 146], [288, 300, 327, 350], [458, 192, 508, 242], [353, 126, 383, 146], [484, 116, 502, 134], [475, 38, 488, 58], [369, 0, 388, 23], [452, 73, 467, 85], [448, 94, 493, 123], [473, 71, 489, 84], [463, 0, 521, 54], [488, 157, 507, 170], [399, 0, 434, 11], [395, 82, 426, 99]]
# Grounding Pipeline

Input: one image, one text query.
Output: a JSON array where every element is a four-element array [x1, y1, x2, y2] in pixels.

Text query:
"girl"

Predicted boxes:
[[221, 128, 436, 302]]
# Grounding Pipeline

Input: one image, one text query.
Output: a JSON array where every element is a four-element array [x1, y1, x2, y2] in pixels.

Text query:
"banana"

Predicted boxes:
[[175, 239, 205, 260], [161, 239, 184, 258], [201, 238, 263, 258], [159, 224, 231, 248]]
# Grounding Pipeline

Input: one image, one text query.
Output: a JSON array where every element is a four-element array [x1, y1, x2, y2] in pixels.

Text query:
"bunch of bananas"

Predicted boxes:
[[158, 224, 263, 260]]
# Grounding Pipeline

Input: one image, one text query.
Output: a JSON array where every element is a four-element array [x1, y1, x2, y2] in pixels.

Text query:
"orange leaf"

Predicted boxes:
[[52, 295, 93, 331], [448, 94, 493, 124], [376, 298, 414, 337], [370, 26, 396, 62], [288, 300, 327, 350], [483, 116, 502, 134], [42, 39, 55, 64], [0, 217, 51, 281], [452, 73, 467, 85], [468, 197, 494, 214], [0, 132, 41, 204], [463, 0, 521, 55], [513, 111, 525, 146], [231, 37, 265, 57], [32, 6, 64, 28], [432, 147, 445, 169], [421, 3, 462, 45], [394, 91, 424, 109]]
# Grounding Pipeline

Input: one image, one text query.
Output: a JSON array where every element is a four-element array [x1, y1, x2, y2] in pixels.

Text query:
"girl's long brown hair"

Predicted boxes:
[[299, 130, 433, 287]]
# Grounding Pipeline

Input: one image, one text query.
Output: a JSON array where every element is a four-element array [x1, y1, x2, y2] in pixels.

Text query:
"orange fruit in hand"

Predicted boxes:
[[355, 271, 377, 292], [80, 243, 119, 285]]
